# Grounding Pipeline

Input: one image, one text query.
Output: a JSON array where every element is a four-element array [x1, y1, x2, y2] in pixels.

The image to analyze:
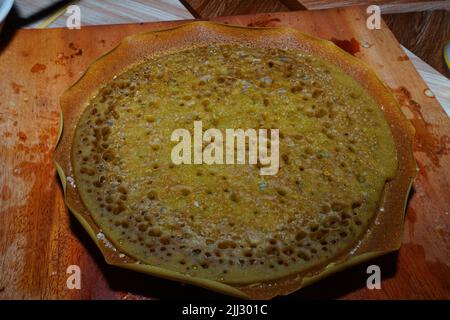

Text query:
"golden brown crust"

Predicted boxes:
[[54, 22, 416, 299]]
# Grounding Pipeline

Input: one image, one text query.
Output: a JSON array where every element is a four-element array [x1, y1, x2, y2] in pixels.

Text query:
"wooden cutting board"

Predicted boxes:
[[0, 7, 449, 299]]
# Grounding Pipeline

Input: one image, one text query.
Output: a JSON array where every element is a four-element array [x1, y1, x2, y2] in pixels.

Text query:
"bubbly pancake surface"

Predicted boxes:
[[72, 45, 397, 283]]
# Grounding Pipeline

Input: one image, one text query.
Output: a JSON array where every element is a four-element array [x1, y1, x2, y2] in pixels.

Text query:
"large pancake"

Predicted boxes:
[[54, 22, 416, 299]]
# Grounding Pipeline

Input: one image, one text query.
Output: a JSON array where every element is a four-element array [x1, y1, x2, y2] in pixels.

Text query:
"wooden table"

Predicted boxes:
[[0, 3, 449, 300]]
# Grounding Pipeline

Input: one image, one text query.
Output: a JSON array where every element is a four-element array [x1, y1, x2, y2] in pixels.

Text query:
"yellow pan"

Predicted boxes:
[[54, 22, 417, 299]]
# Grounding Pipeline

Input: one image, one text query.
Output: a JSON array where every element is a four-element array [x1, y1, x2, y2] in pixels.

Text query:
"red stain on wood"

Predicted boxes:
[[397, 55, 409, 61], [247, 17, 280, 27], [415, 158, 429, 181], [54, 44, 82, 66], [17, 132, 27, 141], [1, 185, 11, 201], [31, 63, 46, 73], [15, 135, 53, 156], [69, 42, 83, 57], [11, 81, 23, 94], [393, 86, 450, 167], [55, 52, 70, 66], [330, 38, 360, 56]]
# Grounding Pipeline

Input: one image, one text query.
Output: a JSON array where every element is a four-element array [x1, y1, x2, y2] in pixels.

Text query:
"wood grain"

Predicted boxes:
[[384, 10, 450, 78], [287, 0, 450, 13], [0, 7, 449, 299], [180, 0, 293, 18], [14, 0, 194, 28]]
